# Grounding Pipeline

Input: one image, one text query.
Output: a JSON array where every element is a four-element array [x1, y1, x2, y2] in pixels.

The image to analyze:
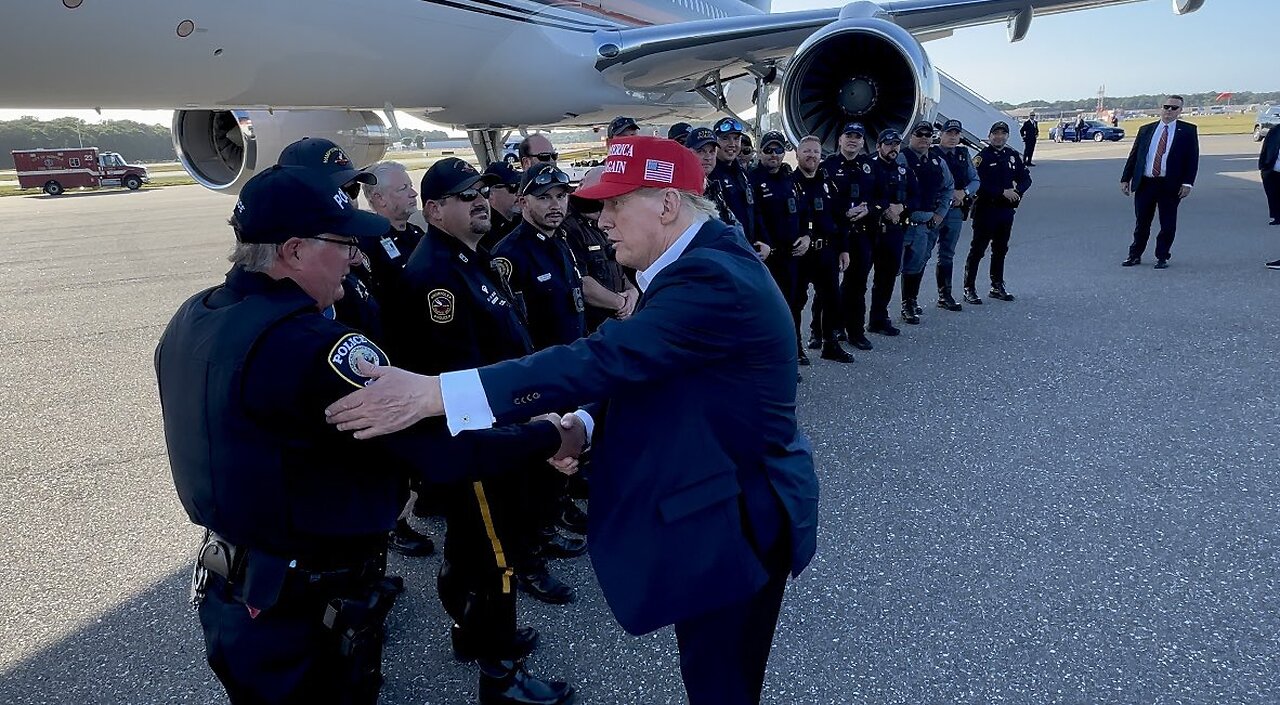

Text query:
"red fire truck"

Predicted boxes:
[[11, 147, 150, 196]]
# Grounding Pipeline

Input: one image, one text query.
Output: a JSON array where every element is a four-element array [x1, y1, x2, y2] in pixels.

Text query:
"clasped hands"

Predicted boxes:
[[531, 412, 587, 475]]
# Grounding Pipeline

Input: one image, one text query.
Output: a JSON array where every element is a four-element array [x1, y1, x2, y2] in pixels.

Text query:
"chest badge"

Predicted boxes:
[[427, 288, 456, 324]]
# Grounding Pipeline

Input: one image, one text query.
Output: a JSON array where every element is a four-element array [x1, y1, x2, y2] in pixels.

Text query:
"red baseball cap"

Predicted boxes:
[[573, 136, 704, 200]]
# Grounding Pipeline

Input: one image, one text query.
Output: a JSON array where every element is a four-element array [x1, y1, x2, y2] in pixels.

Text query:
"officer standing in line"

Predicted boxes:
[[819, 122, 873, 351], [1020, 113, 1040, 166], [563, 167, 639, 333], [277, 140, 436, 558], [491, 163, 590, 600], [394, 158, 578, 705], [481, 161, 524, 252], [864, 129, 918, 337], [737, 133, 756, 170], [898, 120, 954, 326], [964, 121, 1032, 305], [688, 127, 743, 235], [793, 134, 854, 363], [709, 117, 771, 260], [607, 116, 641, 140], [155, 165, 580, 705], [667, 122, 693, 145], [934, 119, 980, 311], [518, 134, 559, 171], [751, 131, 809, 362]]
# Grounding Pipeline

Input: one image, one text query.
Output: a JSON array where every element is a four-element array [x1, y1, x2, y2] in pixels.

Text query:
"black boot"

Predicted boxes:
[[516, 563, 575, 605], [901, 298, 920, 324], [820, 340, 854, 363], [963, 287, 983, 305], [453, 624, 540, 663], [478, 659, 576, 705], [901, 272, 923, 323], [388, 518, 435, 557], [797, 347, 811, 366], [936, 265, 962, 310], [807, 331, 822, 350], [537, 528, 586, 559], [989, 282, 1015, 301]]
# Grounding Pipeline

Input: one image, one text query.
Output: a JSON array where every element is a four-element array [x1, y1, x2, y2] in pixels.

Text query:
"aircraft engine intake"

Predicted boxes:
[[779, 17, 939, 153], [171, 110, 389, 194]]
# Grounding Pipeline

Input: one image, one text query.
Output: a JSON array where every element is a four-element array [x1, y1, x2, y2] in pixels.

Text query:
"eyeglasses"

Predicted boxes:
[[1162, 105, 1182, 111], [739, 148, 754, 156], [522, 169, 571, 196], [715, 119, 745, 134], [445, 186, 491, 202], [913, 130, 934, 138], [761, 146, 785, 156], [881, 140, 902, 147], [314, 235, 360, 257], [531, 152, 558, 162]]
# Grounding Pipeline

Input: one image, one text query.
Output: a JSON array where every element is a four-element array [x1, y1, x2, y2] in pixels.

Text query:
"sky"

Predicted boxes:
[[0, 0, 1270, 130]]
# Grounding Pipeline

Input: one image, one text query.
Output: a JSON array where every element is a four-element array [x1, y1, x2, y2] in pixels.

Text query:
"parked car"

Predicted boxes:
[[1048, 120, 1125, 142], [1254, 105, 1280, 141]]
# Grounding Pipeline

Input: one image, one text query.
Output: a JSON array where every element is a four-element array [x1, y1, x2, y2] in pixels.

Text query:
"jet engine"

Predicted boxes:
[[779, 16, 939, 153], [171, 110, 389, 194]]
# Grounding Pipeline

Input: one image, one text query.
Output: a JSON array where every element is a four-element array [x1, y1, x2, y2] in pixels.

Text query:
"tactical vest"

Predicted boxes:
[[940, 146, 972, 190], [904, 148, 947, 211]]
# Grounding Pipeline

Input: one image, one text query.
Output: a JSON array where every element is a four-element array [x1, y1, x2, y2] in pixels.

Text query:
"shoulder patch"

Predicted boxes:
[[492, 257, 513, 283], [862, 163, 872, 174], [328, 333, 390, 389], [973, 155, 983, 167], [427, 288, 456, 323]]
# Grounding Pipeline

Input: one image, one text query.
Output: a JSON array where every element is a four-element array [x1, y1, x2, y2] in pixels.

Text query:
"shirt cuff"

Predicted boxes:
[[1182, 184, 1193, 189], [573, 409, 595, 446], [440, 369, 495, 436]]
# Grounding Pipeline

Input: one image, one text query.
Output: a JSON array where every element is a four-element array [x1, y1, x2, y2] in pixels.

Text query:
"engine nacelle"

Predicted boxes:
[[779, 16, 939, 153], [172, 110, 389, 194]]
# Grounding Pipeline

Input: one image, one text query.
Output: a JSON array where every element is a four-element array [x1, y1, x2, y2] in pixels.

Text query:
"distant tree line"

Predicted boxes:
[[994, 91, 1280, 113]]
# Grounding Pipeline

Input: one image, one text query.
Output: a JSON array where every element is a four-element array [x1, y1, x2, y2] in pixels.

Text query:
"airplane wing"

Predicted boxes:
[[595, 0, 1203, 92]]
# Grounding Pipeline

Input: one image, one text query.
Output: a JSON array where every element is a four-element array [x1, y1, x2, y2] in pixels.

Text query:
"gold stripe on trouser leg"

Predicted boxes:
[[472, 481, 513, 593]]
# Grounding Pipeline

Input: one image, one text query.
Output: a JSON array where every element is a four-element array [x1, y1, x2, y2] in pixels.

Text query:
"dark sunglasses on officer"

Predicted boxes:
[[761, 145, 786, 156], [532, 151, 559, 162], [521, 168, 571, 196], [445, 186, 491, 202]]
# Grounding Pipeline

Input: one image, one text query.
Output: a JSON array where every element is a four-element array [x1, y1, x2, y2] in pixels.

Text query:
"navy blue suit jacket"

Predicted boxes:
[[1121, 120, 1199, 190], [473, 219, 819, 635]]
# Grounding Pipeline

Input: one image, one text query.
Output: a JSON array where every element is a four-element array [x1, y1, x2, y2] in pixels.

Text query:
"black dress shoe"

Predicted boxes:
[[866, 319, 900, 336], [1266, 259, 1280, 269], [1121, 256, 1141, 267], [846, 332, 873, 351], [900, 301, 920, 325], [388, 519, 435, 557], [807, 334, 822, 350], [556, 501, 588, 535], [478, 659, 576, 705], [517, 567, 575, 604], [962, 287, 983, 305], [540, 531, 587, 559], [834, 329, 848, 342], [797, 349, 811, 366], [820, 342, 854, 363], [1154, 259, 1169, 269], [936, 290, 963, 311], [988, 283, 1015, 301], [453, 625, 540, 663]]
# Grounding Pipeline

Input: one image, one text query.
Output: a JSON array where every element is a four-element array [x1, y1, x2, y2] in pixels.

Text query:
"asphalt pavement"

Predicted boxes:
[[0, 134, 1276, 704]]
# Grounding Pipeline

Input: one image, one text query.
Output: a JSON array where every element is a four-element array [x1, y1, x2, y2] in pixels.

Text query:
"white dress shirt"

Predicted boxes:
[[1143, 121, 1175, 179], [439, 216, 708, 437]]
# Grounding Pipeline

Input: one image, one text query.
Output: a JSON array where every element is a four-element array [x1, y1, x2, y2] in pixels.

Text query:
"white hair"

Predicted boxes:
[[228, 242, 280, 273], [360, 161, 408, 200], [630, 187, 718, 219]]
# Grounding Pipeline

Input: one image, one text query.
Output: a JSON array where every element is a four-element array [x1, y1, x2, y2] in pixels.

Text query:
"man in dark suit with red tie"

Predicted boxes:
[[324, 136, 820, 705], [1259, 122, 1280, 226], [1120, 95, 1200, 269]]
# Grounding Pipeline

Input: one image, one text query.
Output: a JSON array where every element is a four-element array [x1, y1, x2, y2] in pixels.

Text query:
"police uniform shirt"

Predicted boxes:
[[793, 169, 843, 251], [480, 210, 517, 253], [938, 144, 979, 196], [750, 164, 801, 253], [902, 147, 954, 216], [819, 153, 870, 229], [332, 271, 384, 339], [491, 221, 586, 351], [703, 178, 741, 228], [973, 145, 1032, 207], [361, 222, 424, 288], [709, 159, 762, 243], [157, 266, 562, 560], [396, 225, 534, 373], [867, 153, 919, 225]]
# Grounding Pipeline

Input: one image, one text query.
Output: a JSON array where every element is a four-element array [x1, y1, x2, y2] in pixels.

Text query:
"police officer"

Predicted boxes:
[[965, 121, 1032, 304], [607, 115, 641, 139], [155, 165, 579, 705], [751, 131, 808, 361], [518, 134, 558, 171], [1020, 113, 1040, 166], [820, 122, 873, 350], [898, 120, 954, 325], [397, 158, 579, 704], [793, 134, 854, 363], [934, 119, 980, 311], [863, 129, 917, 337], [667, 122, 693, 145], [688, 127, 743, 236], [277, 140, 435, 558], [709, 117, 770, 260], [737, 133, 755, 170], [564, 167, 638, 333], [482, 161, 523, 252]]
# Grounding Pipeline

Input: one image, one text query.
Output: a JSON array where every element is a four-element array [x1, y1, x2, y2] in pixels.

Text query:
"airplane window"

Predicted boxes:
[[70, 158, 81, 167]]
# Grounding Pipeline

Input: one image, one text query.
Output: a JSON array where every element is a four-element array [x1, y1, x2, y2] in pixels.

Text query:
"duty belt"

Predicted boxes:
[[196, 529, 384, 588]]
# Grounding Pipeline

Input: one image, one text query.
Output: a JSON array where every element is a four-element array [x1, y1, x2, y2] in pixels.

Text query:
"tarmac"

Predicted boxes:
[[0, 134, 1276, 704]]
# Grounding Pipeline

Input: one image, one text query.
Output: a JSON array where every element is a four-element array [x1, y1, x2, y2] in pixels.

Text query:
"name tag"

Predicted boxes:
[[380, 237, 401, 259], [537, 273, 552, 283]]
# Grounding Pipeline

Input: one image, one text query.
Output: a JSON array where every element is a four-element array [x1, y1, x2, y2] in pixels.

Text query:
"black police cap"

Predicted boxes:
[[607, 116, 640, 138], [684, 127, 718, 150], [990, 121, 1011, 134], [667, 122, 693, 143], [519, 162, 573, 197], [420, 158, 499, 201], [941, 119, 963, 132]]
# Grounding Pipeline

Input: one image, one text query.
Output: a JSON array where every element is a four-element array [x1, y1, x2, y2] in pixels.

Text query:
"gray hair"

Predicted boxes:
[[360, 161, 408, 200], [629, 187, 718, 220], [228, 242, 280, 273]]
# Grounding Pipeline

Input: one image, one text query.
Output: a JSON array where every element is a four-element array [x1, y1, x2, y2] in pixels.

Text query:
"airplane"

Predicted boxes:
[[2, 0, 1205, 194]]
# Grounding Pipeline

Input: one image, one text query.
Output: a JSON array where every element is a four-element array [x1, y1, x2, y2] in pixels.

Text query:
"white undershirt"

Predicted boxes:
[[1143, 121, 1175, 179]]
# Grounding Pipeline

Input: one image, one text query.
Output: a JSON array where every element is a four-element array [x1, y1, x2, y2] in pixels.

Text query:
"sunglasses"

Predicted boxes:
[[761, 146, 785, 155], [1162, 105, 1182, 111], [522, 169, 571, 195], [881, 140, 902, 147], [715, 120, 745, 134], [532, 152, 559, 162], [445, 186, 491, 202], [913, 130, 934, 137], [314, 235, 360, 258]]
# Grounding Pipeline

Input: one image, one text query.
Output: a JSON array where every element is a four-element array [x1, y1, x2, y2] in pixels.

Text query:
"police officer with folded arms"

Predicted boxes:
[[154, 165, 581, 705], [898, 120, 954, 326], [819, 122, 873, 350], [751, 131, 809, 362], [964, 121, 1031, 305], [793, 134, 854, 363], [934, 119, 980, 311]]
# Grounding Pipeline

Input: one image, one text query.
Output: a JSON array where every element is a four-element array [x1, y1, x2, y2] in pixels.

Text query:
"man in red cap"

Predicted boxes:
[[324, 136, 819, 705]]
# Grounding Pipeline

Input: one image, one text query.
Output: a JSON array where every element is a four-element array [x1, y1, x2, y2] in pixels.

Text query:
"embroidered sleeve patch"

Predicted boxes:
[[428, 288, 456, 323], [492, 257, 514, 284], [328, 333, 390, 388]]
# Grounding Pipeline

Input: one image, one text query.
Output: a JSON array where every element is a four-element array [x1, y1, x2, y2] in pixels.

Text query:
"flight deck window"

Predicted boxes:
[[69, 158, 81, 167]]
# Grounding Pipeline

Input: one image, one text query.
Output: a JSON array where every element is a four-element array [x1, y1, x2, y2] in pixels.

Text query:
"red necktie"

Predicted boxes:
[[1152, 125, 1169, 177]]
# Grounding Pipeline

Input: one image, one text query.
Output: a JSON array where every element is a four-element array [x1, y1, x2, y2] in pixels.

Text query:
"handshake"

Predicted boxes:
[[533, 412, 588, 475]]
